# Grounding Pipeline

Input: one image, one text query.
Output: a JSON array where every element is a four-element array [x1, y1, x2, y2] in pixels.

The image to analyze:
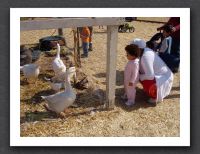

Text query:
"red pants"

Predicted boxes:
[[140, 79, 157, 99]]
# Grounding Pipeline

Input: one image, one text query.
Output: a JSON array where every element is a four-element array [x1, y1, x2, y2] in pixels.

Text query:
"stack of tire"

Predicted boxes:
[[20, 45, 32, 66], [20, 45, 41, 66]]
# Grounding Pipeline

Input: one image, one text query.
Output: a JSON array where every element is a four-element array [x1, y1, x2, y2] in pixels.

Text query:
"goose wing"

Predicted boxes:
[[42, 91, 76, 113], [52, 58, 66, 73]]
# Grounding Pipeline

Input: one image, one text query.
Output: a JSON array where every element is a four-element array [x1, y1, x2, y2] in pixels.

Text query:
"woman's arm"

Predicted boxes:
[[140, 53, 155, 81]]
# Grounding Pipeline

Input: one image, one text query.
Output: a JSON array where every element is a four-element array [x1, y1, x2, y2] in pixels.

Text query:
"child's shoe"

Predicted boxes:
[[121, 94, 127, 101], [125, 100, 135, 106], [81, 54, 88, 58]]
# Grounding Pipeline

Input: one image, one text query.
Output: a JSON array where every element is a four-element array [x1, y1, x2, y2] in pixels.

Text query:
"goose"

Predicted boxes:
[[52, 43, 66, 77], [20, 63, 40, 83], [44, 77, 64, 92], [46, 66, 77, 92], [20, 45, 32, 66], [67, 66, 77, 84], [41, 70, 76, 114]]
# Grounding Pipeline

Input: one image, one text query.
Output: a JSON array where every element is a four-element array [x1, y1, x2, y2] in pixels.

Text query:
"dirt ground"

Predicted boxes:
[[20, 17, 180, 137]]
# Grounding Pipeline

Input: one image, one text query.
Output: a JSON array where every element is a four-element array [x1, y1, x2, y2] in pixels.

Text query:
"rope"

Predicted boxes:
[[50, 29, 57, 36]]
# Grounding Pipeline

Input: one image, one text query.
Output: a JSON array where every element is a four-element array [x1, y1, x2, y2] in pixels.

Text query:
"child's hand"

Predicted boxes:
[[171, 27, 176, 32], [128, 82, 133, 86]]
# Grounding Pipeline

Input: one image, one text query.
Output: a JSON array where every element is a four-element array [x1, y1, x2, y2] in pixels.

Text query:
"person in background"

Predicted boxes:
[[131, 38, 173, 105], [80, 26, 90, 58], [122, 44, 140, 106], [157, 17, 180, 73], [157, 25, 180, 73], [158, 25, 173, 54], [157, 17, 180, 43], [146, 41, 155, 51], [99, 25, 104, 29]]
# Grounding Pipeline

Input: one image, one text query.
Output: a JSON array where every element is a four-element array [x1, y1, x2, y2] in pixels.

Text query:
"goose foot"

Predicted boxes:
[[43, 104, 64, 118], [59, 112, 66, 119], [63, 109, 73, 117], [43, 104, 54, 113], [25, 78, 30, 84], [64, 108, 71, 114]]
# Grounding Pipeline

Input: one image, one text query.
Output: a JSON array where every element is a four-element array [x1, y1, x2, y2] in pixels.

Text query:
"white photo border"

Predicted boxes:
[[10, 8, 190, 146]]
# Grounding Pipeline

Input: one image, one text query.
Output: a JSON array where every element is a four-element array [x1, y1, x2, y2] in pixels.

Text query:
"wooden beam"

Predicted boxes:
[[136, 19, 167, 24], [20, 17, 124, 31], [106, 25, 118, 109]]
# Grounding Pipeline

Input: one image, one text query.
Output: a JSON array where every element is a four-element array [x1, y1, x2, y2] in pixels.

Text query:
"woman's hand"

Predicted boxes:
[[171, 27, 176, 32]]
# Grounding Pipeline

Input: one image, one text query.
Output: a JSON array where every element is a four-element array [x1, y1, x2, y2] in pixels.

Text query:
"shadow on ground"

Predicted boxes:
[[21, 111, 58, 123], [21, 89, 55, 104], [115, 87, 157, 112], [93, 70, 124, 86], [20, 85, 162, 123]]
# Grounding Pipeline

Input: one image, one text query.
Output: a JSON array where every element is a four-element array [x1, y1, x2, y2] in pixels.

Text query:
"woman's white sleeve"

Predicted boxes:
[[140, 54, 155, 81]]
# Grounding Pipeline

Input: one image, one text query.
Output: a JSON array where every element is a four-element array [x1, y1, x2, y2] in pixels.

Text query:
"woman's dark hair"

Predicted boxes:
[[163, 25, 173, 33], [125, 44, 140, 58], [146, 41, 155, 50]]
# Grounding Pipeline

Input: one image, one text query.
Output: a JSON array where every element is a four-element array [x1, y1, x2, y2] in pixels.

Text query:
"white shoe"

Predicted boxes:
[[125, 100, 134, 106], [121, 94, 127, 100]]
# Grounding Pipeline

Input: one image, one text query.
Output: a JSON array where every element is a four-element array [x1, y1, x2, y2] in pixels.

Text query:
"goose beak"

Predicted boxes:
[[36, 65, 40, 69], [41, 96, 46, 100], [57, 43, 60, 49]]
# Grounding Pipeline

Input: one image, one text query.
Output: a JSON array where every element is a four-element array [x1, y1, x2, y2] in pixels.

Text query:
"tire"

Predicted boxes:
[[122, 27, 127, 33], [129, 27, 135, 33]]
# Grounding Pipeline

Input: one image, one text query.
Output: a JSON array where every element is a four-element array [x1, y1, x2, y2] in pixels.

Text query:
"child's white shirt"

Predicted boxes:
[[159, 36, 172, 54], [124, 58, 139, 104], [124, 58, 139, 85]]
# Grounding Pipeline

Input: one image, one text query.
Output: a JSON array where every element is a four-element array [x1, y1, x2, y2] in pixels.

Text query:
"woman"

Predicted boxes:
[[130, 38, 174, 105]]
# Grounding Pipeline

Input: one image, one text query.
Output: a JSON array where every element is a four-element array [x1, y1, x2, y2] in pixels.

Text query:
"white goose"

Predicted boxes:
[[20, 63, 40, 83], [47, 66, 77, 92], [52, 43, 66, 77], [41, 70, 76, 114], [47, 80, 64, 92], [67, 66, 77, 83]]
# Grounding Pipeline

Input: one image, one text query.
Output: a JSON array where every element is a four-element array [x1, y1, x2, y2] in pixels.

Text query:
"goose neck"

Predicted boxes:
[[64, 77, 73, 92], [56, 45, 60, 59]]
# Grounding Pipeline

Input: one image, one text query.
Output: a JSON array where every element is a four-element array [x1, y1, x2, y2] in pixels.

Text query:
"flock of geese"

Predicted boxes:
[[20, 43, 77, 115]]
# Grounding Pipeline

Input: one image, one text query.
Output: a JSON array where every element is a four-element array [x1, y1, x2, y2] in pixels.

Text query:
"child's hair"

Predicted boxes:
[[163, 25, 173, 33], [125, 44, 140, 58]]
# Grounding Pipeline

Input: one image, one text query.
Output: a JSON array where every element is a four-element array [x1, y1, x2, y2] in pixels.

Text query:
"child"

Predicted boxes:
[[123, 44, 140, 106], [158, 25, 179, 72], [158, 25, 173, 54], [80, 27, 90, 58]]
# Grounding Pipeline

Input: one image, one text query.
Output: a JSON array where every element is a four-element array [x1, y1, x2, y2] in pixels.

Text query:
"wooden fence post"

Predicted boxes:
[[76, 28, 81, 67], [106, 25, 118, 109], [72, 28, 81, 68], [58, 28, 63, 36]]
